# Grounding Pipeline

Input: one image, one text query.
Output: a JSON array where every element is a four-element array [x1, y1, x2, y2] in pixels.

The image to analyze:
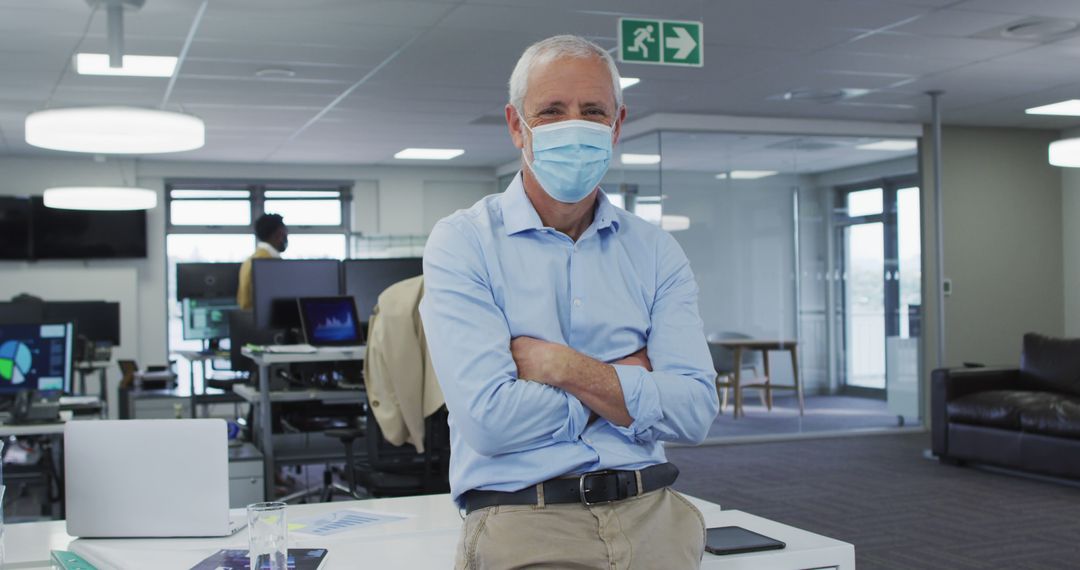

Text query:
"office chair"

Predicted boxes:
[[707, 331, 768, 413], [328, 405, 450, 499]]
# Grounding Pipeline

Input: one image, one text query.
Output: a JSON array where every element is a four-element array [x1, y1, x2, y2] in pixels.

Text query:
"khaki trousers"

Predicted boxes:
[[455, 487, 706, 570]]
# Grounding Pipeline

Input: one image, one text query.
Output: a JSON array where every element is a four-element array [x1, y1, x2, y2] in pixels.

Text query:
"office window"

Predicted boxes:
[[164, 180, 352, 385], [169, 189, 252, 226], [264, 198, 342, 226], [846, 188, 883, 217], [282, 234, 347, 260]]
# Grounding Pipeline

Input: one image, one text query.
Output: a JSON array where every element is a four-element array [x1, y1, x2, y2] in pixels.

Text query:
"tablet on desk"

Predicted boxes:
[[705, 526, 786, 555]]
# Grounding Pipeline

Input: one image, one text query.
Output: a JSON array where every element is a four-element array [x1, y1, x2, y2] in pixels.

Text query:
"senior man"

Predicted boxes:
[[420, 35, 720, 569]]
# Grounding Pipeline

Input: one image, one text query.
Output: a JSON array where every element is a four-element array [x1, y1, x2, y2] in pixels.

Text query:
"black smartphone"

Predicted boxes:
[[704, 526, 786, 555]]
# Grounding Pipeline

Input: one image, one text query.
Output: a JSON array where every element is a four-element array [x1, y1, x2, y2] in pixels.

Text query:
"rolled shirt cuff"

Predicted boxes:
[[610, 364, 662, 441]]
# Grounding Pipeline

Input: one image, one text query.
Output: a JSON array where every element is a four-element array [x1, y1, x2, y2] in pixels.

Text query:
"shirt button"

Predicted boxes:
[[573, 298, 582, 308]]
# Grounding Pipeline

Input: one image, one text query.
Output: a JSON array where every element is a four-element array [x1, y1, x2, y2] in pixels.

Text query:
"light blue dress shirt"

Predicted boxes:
[[420, 173, 719, 506]]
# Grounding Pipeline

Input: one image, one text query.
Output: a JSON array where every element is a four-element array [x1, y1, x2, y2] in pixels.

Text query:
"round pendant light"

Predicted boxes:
[[25, 107, 204, 154], [43, 187, 158, 211], [1049, 138, 1080, 167]]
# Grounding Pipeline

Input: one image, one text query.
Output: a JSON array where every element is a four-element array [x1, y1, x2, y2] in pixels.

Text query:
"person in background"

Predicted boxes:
[[237, 214, 287, 310]]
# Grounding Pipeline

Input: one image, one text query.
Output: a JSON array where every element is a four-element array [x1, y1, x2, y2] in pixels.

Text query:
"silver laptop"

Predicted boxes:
[[65, 419, 245, 538]]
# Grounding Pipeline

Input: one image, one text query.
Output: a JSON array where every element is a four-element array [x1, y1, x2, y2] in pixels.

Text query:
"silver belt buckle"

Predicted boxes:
[[579, 470, 616, 506]]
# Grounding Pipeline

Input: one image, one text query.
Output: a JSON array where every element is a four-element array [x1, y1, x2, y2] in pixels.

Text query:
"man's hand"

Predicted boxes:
[[614, 347, 652, 371], [510, 336, 574, 387], [510, 336, 635, 427]]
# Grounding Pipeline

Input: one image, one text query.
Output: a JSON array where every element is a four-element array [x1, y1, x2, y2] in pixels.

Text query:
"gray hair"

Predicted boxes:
[[508, 35, 623, 115]]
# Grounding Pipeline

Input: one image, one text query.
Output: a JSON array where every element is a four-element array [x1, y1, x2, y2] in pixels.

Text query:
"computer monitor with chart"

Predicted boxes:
[[182, 298, 238, 341], [0, 322, 73, 394], [297, 297, 362, 346], [342, 258, 423, 324]]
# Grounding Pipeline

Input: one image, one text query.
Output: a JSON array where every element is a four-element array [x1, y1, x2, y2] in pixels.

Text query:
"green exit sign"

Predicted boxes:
[[619, 18, 703, 67]]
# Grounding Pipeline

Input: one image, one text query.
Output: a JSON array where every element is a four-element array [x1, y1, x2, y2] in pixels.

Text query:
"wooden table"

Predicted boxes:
[[710, 339, 804, 419]]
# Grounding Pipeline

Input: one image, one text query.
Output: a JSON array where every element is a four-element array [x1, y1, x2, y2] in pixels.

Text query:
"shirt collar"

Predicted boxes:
[[500, 171, 620, 236], [256, 241, 282, 259]]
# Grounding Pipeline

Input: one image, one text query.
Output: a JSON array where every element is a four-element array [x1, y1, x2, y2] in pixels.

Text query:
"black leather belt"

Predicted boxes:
[[462, 463, 679, 514]]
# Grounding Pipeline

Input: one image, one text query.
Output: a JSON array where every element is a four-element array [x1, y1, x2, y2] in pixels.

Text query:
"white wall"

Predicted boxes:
[[0, 155, 496, 411]]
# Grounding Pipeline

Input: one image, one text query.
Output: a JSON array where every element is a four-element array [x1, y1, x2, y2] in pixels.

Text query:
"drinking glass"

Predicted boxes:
[[247, 501, 287, 570]]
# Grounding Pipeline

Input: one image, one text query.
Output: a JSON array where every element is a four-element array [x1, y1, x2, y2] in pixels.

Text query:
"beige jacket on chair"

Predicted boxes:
[[362, 275, 444, 452]]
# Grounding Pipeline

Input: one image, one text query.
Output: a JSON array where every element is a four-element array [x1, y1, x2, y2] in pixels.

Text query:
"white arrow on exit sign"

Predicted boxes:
[[665, 26, 696, 60]]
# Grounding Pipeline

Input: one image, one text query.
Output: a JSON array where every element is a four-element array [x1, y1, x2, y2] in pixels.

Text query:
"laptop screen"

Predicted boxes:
[[298, 297, 362, 345]]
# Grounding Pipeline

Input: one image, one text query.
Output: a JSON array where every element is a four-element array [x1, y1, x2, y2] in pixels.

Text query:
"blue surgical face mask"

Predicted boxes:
[[521, 118, 614, 204]]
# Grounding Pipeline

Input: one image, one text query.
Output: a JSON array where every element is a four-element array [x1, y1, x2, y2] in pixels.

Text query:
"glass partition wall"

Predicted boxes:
[[644, 131, 922, 440]]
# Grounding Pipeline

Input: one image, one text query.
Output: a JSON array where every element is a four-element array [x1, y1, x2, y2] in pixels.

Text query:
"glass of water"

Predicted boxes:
[[247, 501, 287, 570]]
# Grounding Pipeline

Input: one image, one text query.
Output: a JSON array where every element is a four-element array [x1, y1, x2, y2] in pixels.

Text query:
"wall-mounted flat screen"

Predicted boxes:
[[30, 197, 147, 259], [0, 197, 31, 260]]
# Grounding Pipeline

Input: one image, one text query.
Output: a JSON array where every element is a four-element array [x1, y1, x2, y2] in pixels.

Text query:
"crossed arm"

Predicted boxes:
[[420, 221, 718, 457], [510, 338, 652, 427]]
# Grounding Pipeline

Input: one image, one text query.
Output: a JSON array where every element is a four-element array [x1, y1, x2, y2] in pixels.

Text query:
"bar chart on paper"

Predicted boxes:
[[290, 510, 409, 537]]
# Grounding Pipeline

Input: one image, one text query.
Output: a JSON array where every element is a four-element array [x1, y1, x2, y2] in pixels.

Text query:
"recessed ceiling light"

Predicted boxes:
[[255, 67, 297, 79], [620, 77, 640, 89], [620, 153, 661, 165], [1001, 18, 1078, 40], [716, 170, 778, 180], [25, 107, 205, 154], [1049, 138, 1080, 167], [776, 88, 870, 104], [43, 187, 158, 211], [394, 148, 464, 160], [856, 140, 918, 151], [1026, 99, 1080, 116], [74, 53, 177, 77]]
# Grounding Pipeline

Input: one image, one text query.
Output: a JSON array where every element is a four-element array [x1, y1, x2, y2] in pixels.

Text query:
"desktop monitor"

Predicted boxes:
[[43, 301, 121, 346], [298, 297, 362, 346], [182, 298, 238, 341], [0, 302, 44, 325], [342, 258, 423, 324], [176, 263, 241, 301], [251, 259, 341, 330], [0, 322, 73, 393]]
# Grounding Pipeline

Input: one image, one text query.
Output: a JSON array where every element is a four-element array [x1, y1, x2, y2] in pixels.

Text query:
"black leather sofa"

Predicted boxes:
[[931, 333, 1080, 479]]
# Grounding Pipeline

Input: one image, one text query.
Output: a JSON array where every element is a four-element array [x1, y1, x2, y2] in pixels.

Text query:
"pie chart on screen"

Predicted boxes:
[[0, 340, 32, 385]]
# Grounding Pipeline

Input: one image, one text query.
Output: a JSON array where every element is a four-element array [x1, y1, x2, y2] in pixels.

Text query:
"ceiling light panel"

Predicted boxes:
[[394, 148, 464, 160], [43, 187, 158, 211], [716, 171, 779, 180], [620, 154, 661, 165], [25, 107, 205, 154], [855, 140, 917, 151], [75, 53, 178, 77], [1026, 100, 1080, 116]]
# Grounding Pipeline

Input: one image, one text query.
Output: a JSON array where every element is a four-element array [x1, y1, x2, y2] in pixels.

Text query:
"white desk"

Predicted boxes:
[[172, 350, 232, 418], [4, 493, 854, 569], [239, 347, 366, 500]]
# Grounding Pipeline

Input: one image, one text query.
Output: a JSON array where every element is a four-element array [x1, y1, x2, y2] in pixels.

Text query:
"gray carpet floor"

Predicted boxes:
[[668, 433, 1080, 569], [707, 394, 902, 440]]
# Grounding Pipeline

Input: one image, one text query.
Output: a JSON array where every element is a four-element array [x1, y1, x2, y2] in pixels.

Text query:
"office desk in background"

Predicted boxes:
[[0, 402, 104, 520], [709, 339, 805, 419], [72, 360, 111, 412], [238, 346, 366, 500], [3, 493, 855, 569], [172, 350, 243, 418]]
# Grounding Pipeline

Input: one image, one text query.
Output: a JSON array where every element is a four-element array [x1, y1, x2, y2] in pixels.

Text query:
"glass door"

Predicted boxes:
[[835, 177, 920, 400]]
